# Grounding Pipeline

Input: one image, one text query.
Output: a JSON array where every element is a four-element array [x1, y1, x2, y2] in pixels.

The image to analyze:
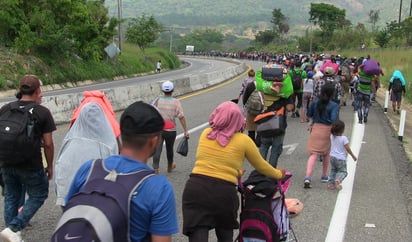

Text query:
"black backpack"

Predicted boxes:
[[51, 159, 154, 242], [291, 69, 303, 91], [392, 78, 403, 92], [0, 102, 37, 165]]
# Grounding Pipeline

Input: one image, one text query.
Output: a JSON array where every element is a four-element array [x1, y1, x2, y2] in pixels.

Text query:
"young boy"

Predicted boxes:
[[328, 120, 357, 190]]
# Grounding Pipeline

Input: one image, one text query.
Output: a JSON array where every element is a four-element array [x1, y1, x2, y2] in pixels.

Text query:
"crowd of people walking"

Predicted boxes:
[[0, 52, 407, 242]]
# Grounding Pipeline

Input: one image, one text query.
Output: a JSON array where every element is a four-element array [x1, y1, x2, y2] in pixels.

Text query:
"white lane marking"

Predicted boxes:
[[176, 122, 209, 139], [284, 143, 299, 155], [325, 113, 365, 242]]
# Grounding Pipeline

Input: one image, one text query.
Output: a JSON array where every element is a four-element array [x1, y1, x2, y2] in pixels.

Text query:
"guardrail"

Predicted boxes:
[[0, 58, 248, 125]]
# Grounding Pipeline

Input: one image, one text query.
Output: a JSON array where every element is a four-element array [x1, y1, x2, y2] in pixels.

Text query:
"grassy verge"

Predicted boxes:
[[0, 43, 180, 90]]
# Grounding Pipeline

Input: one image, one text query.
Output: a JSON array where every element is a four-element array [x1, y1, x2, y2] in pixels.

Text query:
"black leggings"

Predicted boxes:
[[189, 226, 233, 242], [152, 130, 176, 169]]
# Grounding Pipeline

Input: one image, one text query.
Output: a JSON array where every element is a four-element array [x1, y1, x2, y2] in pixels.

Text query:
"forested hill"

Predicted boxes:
[[105, 0, 406, 36]]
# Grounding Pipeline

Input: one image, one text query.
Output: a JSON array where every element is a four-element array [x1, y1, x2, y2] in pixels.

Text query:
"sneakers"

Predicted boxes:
[[295, 111, 300, 118], [303, 177, 311, 189], [363, 116, 367, 123], [335, 179, 342, 190], [167, 162, 176, 173], [0, 228, 24, 242], [321, 176, 329, 183]]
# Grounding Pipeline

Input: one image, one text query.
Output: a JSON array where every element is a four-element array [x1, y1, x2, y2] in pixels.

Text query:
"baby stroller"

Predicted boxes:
[[235, 170, 303, 242]]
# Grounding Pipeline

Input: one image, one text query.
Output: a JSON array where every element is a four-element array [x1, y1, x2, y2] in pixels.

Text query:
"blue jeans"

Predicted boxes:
[[259, 133, 285, 167], [356, 92, 370, 120], [2, 167, 49, 231], [328, 156, 348, 184]]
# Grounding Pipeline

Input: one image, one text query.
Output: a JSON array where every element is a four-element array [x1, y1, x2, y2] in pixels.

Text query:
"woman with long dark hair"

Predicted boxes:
[[303, 82, 339, 188]]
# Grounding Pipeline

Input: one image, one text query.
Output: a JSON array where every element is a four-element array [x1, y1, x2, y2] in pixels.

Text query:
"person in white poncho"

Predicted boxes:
[[54, 102, 119, 207]]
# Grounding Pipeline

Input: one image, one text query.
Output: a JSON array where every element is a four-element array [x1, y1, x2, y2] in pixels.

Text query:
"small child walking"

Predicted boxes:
[[328, 120, 357, 190]]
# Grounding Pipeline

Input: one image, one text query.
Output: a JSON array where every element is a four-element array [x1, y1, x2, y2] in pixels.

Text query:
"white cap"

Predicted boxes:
[[161, 81, 174, 92]]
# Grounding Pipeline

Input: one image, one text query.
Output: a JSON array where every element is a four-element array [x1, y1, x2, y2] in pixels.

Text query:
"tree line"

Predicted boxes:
[[2, 1, 412, 61]]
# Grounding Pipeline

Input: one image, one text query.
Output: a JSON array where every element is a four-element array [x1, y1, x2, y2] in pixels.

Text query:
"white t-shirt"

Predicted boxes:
[[303, 78, 314, 93], [330, 134, 349, 160]]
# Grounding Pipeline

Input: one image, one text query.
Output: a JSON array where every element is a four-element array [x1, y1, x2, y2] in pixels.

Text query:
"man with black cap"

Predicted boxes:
[[65, 101, 178, 241], [0, 75, 56, 242]]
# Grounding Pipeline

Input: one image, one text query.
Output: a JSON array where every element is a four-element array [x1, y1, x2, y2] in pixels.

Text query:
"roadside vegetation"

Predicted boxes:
[[0, 1, 179, 90], [0, 44, 180, 91]]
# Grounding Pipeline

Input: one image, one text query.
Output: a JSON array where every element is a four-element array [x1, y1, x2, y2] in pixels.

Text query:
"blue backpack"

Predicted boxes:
[[51, 159, 154, 242]]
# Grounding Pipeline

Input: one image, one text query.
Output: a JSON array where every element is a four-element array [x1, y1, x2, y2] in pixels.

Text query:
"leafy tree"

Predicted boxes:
[[401, 17, 412, 45], [255, 30, 277, 46], [368, 9, 380, 32], [0, 0, 116, 60], [271, 9, 289, 35], [309, 3, 349, 34], [374, 28, 391, 47], [181, 29, 224, 52], [385, 20, 403, 39], [125, 14, 163, 50]]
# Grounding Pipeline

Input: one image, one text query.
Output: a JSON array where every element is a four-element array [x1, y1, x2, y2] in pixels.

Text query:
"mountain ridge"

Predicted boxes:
[[105, 0, 409, 37]]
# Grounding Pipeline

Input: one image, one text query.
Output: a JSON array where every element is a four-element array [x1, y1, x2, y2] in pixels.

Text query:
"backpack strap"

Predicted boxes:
[[84, 159, 155, 209], [253, 81, 264, 107]]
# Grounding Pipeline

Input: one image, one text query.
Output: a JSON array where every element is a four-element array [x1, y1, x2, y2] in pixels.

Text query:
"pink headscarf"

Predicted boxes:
[[71, 90, 120, 137], [207, 101, 246, 147]]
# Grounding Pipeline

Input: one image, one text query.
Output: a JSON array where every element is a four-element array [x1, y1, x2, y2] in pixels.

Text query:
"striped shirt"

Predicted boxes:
[[156, 96, 184, 131]]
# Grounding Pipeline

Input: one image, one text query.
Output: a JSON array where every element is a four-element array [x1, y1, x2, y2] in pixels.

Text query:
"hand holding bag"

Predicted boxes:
[[176, 137, 189, 156], [254, 107, 285, 137]]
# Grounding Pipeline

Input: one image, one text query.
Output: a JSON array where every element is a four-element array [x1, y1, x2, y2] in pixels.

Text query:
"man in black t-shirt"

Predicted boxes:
[[0, 75, 56, 242]]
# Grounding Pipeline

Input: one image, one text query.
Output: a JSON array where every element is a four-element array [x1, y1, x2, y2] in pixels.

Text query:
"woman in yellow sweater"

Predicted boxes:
[[182, 101, 286, 242]]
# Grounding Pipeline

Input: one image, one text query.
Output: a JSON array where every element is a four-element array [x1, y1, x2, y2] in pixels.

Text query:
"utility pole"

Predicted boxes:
[[169, 27, 173, 52], [399, 0, 403, 24], [410, 0, 412, 16], [165, 26, 190, 53], [309, 25, 313, 54], [117, 0, 123, 52]]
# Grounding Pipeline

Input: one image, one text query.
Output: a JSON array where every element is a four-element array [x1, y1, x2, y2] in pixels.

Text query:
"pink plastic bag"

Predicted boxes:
[[279, 171, 292, 194]]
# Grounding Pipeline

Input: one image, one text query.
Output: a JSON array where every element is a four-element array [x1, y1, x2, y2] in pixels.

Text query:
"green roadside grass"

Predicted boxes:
[[0, 43, 180, 90]]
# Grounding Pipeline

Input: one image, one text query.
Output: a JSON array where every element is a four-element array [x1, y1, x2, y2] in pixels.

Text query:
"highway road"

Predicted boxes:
[[0, 57, 411, 241]]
